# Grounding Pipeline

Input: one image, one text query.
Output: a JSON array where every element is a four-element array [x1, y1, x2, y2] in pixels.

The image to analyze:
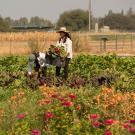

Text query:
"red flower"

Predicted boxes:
[[31, 129, 40, 135], [128, 127, 135, 133], [62, 101, 73, 107], [104, 119, 114, 125], [58, 97, 65, 102], [17, 114, 25, 120], [55, 48, 60, 54], [92, 121, 102, 128], [129, 120, 135, 124], [69, 93, 77, 100], [45, 112, 54, 120], [122, 123, 130, 129], [89, 114, 99, 120], [50, 94, 58, 98], [104, 130, 112, 135]]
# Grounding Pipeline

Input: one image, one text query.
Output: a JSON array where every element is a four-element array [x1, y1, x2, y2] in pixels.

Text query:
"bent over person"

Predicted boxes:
[[55, 27, 73, 79], [28, 52, 49, 78]]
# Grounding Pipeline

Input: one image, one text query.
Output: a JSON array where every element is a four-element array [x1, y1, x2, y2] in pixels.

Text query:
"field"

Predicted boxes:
[[0, 54, 135, 135], [1, 32, 135, 56], [0, 32, 58, 56]]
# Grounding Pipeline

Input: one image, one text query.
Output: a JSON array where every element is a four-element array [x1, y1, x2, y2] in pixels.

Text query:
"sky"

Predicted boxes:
[[0, 0, 135, 22]]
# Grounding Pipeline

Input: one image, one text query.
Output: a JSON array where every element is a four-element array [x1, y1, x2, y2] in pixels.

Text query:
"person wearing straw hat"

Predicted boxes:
[[56, 27, 73, 79]]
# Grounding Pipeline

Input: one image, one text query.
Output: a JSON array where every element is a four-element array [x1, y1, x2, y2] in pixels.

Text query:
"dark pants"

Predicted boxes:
[[56, 58, 71, 79], [34, 59, 47, 77]]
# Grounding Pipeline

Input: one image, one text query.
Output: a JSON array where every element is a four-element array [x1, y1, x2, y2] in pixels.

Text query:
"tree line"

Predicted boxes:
[[0, 8, 135, 32], [0, 16, 53, 32], [99, 8, 135, 31]]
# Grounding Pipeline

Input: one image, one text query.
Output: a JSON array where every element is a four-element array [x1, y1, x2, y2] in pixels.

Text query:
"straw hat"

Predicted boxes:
[[57, 27, 70, 34]]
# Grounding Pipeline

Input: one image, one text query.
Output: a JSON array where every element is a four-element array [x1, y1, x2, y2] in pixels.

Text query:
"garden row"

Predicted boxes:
[[0, 54, 135, 134]]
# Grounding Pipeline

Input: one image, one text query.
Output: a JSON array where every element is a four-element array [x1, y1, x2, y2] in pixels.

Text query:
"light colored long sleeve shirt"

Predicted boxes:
[[28, 52, 48, 75], [56, 37, 73, 59], [37, 52, 46, 67]]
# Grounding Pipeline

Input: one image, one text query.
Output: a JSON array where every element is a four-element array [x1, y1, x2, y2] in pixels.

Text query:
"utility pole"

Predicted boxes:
[[89, 0, 91, 32]]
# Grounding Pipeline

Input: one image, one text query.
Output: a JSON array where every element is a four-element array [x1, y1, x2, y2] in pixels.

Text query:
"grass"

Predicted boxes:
[[90, 33, 135, 41], [0, 32, 135, 56]]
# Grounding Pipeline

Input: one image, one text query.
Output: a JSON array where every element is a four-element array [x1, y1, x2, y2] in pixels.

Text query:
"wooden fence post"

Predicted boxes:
[[131, 33, 133, 51], [100, 40, 102, 52], [122, 34, 125, 53], [115, 35, 118, 51], [10, 38, 12, 55]]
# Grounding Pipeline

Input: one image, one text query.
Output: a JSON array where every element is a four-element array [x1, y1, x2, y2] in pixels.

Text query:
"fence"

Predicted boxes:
[[0, 32, 58, 56], [75, 32, 135, 54], [0, 32, 135, 56]]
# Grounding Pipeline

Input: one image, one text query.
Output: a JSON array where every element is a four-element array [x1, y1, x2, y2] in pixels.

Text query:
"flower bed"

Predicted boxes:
[[0, 55, 135, 134]]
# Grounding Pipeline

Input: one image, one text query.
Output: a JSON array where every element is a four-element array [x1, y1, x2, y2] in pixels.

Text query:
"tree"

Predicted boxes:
[[0, 17, 10, 32], [30, 16, 42, 26], [108, 10, 113, 16], [127, 8, 134, 16], [19, 17, 29, 26], [4, 17, 14, 26], [121, 10, 124, 16], [57, 9, 94, 31], [29, 16, 53, 27], [13, 20, 20, 26], [101, 13, 129, 30], [99, 9, 135, 31]]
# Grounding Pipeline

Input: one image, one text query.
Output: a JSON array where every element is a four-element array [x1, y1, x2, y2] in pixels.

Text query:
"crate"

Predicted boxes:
[[52, 57, 65, 67], [46, 55, 65, 67]]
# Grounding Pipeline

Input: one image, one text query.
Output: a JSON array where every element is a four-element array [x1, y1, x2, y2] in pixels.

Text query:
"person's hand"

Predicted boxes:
[[28, 72, 32, 76], [28, 71, 32, 74], [25, 72, 32, 78]]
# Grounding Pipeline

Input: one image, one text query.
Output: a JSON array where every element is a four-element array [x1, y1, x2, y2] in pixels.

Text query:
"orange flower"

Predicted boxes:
[[11, 96, 17, 100], [18, 91, 25, 97], [24, 112, 29, 115], [76, 104, 81, 110], [38, 99, 52, 106], [0, 109, 4, 116]]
